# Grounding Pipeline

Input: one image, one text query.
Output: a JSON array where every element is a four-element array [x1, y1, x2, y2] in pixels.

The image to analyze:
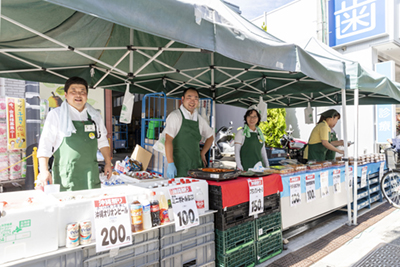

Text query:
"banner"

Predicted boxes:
[[6, 97, 26, 150]]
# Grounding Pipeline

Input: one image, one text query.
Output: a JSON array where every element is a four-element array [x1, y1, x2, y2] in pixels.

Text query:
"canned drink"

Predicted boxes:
[[79, 220, 92, 245], [66, 222, 80, 248]]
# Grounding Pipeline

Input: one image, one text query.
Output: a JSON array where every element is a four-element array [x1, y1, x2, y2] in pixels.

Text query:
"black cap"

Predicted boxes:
[[319, 109, 339, 118]]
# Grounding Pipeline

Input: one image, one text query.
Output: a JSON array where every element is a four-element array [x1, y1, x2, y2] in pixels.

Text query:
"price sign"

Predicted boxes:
[[360, 166, 368, 188], [320, 171, 329, 198], [348, 167, 353, 189], [379, 162, 385, 182], [248, 178, 264, 216], [305, 174, 316, 203], [290, 176, 301, 206], [333, 169, 341, 194], [93, 196, 132, 253], [169, 186, 199, 231]]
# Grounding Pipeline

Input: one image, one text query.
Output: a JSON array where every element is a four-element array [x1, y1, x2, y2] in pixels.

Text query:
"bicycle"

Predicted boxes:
[[380, 148, 400, 208]]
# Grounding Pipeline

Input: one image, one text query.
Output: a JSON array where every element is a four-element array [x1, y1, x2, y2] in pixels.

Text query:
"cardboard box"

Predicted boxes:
[[131, 144, 153, 171]]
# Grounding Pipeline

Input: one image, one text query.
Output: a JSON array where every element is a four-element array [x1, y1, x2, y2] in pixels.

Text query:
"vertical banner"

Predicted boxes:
[[6, 97, 26, 150], [376, 104, 394, 144]]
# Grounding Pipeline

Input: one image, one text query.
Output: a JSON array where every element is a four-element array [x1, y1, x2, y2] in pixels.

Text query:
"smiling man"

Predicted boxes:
[[164, 88, 214, 178], [37, 77, 112, 191]]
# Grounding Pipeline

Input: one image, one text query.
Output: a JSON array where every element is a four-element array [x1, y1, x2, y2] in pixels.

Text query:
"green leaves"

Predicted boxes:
[[259, 108, 286, 147]]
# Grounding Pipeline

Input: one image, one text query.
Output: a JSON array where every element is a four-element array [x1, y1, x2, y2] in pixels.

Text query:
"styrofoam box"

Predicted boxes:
[[131, 178, 209, 211], [50, 185, 145, 247], [0, 190, 59, 264]]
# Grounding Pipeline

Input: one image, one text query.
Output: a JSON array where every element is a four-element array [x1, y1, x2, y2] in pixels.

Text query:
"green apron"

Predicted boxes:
[[172, 109, 202, 177], [52, 113, 100, 191], [326, 131, 338, 160], [307, 127, 332, 162], [240, 132, 264, 171]]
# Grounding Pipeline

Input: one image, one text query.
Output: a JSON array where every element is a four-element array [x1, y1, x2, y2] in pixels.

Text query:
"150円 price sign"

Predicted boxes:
[[93, 196, 132, 252], [248, 178, 264, 216]]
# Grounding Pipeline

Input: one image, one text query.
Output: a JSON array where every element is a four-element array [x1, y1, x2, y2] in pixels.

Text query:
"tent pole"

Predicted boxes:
[[211, 52, 216, 162], [353, 88, 359, 225], [130, 29, 134, 74], [341, 88, 351, 225]]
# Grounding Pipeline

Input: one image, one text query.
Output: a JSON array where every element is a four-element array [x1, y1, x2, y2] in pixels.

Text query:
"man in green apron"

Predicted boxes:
[[304, 109, 344, 162], [164, 88, 214, 178], [37, 77, 112, 191]]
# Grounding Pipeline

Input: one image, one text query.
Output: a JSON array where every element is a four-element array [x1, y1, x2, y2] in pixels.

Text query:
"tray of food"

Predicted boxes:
[[187, 168, 241, 181]]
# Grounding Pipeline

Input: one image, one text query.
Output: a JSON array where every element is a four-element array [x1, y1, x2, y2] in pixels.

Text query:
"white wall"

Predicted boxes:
[[215, 104, 246, 133]]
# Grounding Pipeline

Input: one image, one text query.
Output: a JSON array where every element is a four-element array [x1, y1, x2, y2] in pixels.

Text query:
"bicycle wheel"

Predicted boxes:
[[380, 170, 400, 209]]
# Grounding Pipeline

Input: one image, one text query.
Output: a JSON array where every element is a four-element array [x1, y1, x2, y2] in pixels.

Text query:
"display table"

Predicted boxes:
[[206, 174, 283, 208], [280, 162, 385, 230]]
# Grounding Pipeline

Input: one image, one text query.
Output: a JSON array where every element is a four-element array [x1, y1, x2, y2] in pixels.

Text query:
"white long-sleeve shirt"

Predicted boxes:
[[234, 128, 269, 169], [37, 104, 109, 158]]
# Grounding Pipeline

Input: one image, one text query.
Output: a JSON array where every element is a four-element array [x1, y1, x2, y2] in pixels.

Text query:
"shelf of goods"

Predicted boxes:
[[113, 116, 128, 150], [352, 161, 386, 211], [0, 182, 215, 267], [207, 175, 284, 266]]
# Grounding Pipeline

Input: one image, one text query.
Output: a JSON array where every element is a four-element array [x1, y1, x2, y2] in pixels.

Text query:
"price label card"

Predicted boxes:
[[348, 167, 353, 189], [305, 173, 316, 203], [290, 176, 301, 206], [333, 169, 341, 194], [379, 162, 385, 182], [93, 196, 132, 253], [248, 178, 264, 216], [169, 186, 199, 231], [320, 171, 329, 198], [361, 166, 368, 188]]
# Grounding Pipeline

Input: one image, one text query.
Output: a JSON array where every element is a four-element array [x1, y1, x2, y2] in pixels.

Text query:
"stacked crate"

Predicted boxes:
[[209, 184, 282, 266]]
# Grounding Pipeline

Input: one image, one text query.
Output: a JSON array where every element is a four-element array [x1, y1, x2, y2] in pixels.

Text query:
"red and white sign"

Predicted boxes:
[[93, 196, 132, 253], [361, 166, 368, 188], [248, 178, 264, 216], [290, 176, 301, 206], [305, 174, 316, 203], [169, 186, 199, 231], [333, 169, 341, 193]]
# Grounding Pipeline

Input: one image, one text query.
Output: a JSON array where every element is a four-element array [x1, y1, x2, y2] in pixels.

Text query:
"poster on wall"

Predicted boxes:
[[39, 83, 105, 121], [6, 97, 26, 150]]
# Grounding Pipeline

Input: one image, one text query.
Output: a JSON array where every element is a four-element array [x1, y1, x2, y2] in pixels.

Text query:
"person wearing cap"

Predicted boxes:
[[37, 77, 112, 191], [164, 88, 214, 178], [304, 109, 345, 161], [234, 106, 269, 171]]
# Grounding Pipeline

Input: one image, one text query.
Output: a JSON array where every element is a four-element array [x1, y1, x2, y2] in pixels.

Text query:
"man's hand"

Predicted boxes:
[[167, 163, 177, 179], [37, 169, 53, 185], [201, 152, 208, 167], [104, 163, 112, 179]]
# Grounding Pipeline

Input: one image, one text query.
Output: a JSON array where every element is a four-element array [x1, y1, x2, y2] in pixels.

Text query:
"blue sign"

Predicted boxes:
[[328, 0, 386, 47], [376, 104, 393, 143]]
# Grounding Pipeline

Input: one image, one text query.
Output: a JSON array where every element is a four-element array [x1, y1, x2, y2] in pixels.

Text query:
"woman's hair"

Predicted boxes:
[[244, 109, 261, 126], [318, 111, 341, 123]]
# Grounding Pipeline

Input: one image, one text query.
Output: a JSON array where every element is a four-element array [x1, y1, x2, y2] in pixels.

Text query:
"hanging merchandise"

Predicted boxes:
[[257, 96, 268, 122], [120, 83, 135, 124], [6, 97, 26, 150], [304, 102, 314, 124]]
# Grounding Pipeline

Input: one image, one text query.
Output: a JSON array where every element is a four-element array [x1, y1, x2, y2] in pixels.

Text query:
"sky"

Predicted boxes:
[[224, 0, 295, 20]]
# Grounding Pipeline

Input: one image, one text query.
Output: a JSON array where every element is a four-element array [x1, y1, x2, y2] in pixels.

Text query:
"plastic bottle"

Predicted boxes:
[[130, 199, 143, 232], [195, 187, 205, 215], [139, 194, 152, 230], [168, 198, 174, 222], [150, 191, 161, 227], [159, 192, 170, 224]]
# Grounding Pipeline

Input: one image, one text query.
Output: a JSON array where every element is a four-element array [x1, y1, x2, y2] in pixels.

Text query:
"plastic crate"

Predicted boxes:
[[215, 220, 255, 255], [255, 211, 281, 240], [214, 193, 280, 231], [216, 242, 255, 267], [256, 230, 282, 263], [351, 196, 369, 211], [357, 188, 369, 200], [83, 239, 159, 267], [370, 192, 381, 204], [160, 232, 215, 259], [160, 241, 215, 267], [159, 212, 214, 239]]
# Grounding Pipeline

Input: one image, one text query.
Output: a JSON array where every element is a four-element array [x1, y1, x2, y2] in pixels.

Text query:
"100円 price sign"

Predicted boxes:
[[169, 186, 199, 231], [93, 196, 132, 252], [248, 178, 264, 216]]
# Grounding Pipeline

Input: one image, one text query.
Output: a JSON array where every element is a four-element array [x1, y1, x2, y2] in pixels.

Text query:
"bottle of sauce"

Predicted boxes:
[[159, 192, 170, 224], [130, 199, 143, 232], [150, 191, 161, 227]]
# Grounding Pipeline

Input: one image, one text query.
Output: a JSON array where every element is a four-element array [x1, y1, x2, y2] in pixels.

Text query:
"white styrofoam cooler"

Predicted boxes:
[[0, 190, 59, 264], [50, 185, 145, 247]]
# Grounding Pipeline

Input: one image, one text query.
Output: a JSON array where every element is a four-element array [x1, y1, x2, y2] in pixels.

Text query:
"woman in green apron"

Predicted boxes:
[[235, 106, 269, 171], [304, 109, 345, 162]]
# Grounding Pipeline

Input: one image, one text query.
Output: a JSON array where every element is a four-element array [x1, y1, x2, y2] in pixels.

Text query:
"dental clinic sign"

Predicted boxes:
[[376, 104, 394, 143], [328, 0, 386, 47]]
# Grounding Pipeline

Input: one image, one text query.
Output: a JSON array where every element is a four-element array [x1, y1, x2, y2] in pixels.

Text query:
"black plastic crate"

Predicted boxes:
[[256, 230, 283, 264], [216, 242, 255, 267], [216, 220, 255, 255], [255, 211, 281, 240], [214, 193, 281, 231]]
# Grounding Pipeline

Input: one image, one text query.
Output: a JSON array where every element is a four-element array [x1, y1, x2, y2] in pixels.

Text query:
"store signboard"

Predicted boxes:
[[328, 0, 386, 47], [6, 97, 26, 150]]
